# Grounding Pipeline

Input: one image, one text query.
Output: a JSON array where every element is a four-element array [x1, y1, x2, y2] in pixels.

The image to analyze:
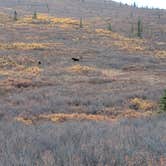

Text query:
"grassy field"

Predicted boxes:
[[0, 0, 166, 165], [0, 115, 166, 165]]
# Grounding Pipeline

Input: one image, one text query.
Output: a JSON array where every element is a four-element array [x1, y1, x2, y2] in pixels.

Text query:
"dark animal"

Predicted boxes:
[[72, 56, 83, 62], [72, 57, 80, 62], [38, 61, 41, 65]]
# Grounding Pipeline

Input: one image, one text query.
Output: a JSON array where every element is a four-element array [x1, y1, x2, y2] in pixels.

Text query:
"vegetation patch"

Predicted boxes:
[[14, 110, 155, 125], [0, 56, 22, 68], [0, 66, 42, 77], [68, 65, 120, 79], [17, 14, 78, 26], [0, 42, 64, 50], [155, 50, 166, 58], [101, 69, 121, 78], [15, 117, 33, 125], [159, 90, 166, 112], [95, 29, 147, 53], [0, 77, 54, 89], [0, 42, 53, 50], [0, 12, 11, 23], [68, 64, 96, 73], [130, 98, 156, 111], [15, 113, 113, 125], [39, 113, 111, 122], [120, 109, 153, 118], [23, 66, 42, 76]]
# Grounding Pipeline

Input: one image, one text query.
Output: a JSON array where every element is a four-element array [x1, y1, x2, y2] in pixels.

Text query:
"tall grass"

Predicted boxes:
[[0, 115, 165, 165]]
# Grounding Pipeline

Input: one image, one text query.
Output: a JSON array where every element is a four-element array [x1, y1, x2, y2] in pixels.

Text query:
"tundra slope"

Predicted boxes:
[[0, 0, 165, 120]]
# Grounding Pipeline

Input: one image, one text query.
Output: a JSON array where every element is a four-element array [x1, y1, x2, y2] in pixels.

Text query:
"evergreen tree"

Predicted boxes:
[[33, 11, 37, 19], [159, 90, 166, 112], [137, 18, 143, 38], [108, 23, 112, 31], [79, 17, 83, 28], [14, 11, 18, 21]]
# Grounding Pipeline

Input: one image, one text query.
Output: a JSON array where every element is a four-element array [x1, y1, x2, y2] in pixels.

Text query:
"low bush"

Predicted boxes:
[[0, 115, 165, 165]]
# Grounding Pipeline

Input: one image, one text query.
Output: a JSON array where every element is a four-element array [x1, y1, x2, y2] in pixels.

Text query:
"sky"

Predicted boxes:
[[114, 0, 166, 9]]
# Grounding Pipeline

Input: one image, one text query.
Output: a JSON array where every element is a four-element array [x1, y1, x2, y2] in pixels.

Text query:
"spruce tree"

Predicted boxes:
[[108, 23, 112, 31], [137, 18, 143, 38], [79, 17, 83, 28], [33, 11, 37, 19], [14, 11, 18, 21], [159, 90, 166, 112]]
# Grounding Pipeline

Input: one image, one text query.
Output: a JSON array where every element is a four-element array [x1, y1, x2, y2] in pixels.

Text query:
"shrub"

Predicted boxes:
[[108, 23, 112, 31], [0, 116, 166, 166], [130, 97, 155, 111], [33, 11, 37, 19], [159, 89, 166, 112]]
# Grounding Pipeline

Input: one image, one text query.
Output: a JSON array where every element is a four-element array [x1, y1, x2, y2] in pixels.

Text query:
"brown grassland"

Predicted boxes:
[[0, 0, 166, 165]]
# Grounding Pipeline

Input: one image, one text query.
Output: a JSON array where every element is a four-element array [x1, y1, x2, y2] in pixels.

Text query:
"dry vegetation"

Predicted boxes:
[[17, 14, 78, 26], [15, 110, 155, 125], [130, 97, 156, 111], [95, 29, 148, 52], [0, 116, 166, 166], [0, 42, 64, 50], [155, 50, 166, 58], [15, 113, 112, 124], [68, 64, 96, 73], [0, 0, 166, 165]]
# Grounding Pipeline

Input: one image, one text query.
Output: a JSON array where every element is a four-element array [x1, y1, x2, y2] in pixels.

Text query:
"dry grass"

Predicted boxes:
[[121, 109, 153, 118], [95, 29, 147, 52], [68, 64, 95, 73], [14, 113, 113, 125], [1, 116, 166, 166], [155, 50, 166, 58], [101, 68, 122, 78], [0, 77, 54, 90], [0, 66, 42, 77], [68, 65, 121, 79], [16, 14, 78, 26], [15, 117, 33, 125], [23, 66, 42, 76], [0, 42, 47, 50], [130, 98, 156, 111], [0, 42, 63, 50], [49, 16, 78, 25], [0, 55, 36, 67], [0, 12, 11, 23], [0, 56, 22, 68], [0, 56, 41, 80], [0, 78, 33, 88], [39, 113, 111, 122], [14, 110, 155, 125]]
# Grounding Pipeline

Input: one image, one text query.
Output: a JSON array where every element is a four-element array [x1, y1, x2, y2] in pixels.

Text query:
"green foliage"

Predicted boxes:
[[108, 23, 112, 31], [137, 17, 143, 38], [33, 11, 37, 19], [79, 17, 83, 28], [159, 89, 166, 112]]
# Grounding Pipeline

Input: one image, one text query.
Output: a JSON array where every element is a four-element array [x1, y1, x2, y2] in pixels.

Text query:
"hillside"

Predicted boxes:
[[0, 0, 166, 165]]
